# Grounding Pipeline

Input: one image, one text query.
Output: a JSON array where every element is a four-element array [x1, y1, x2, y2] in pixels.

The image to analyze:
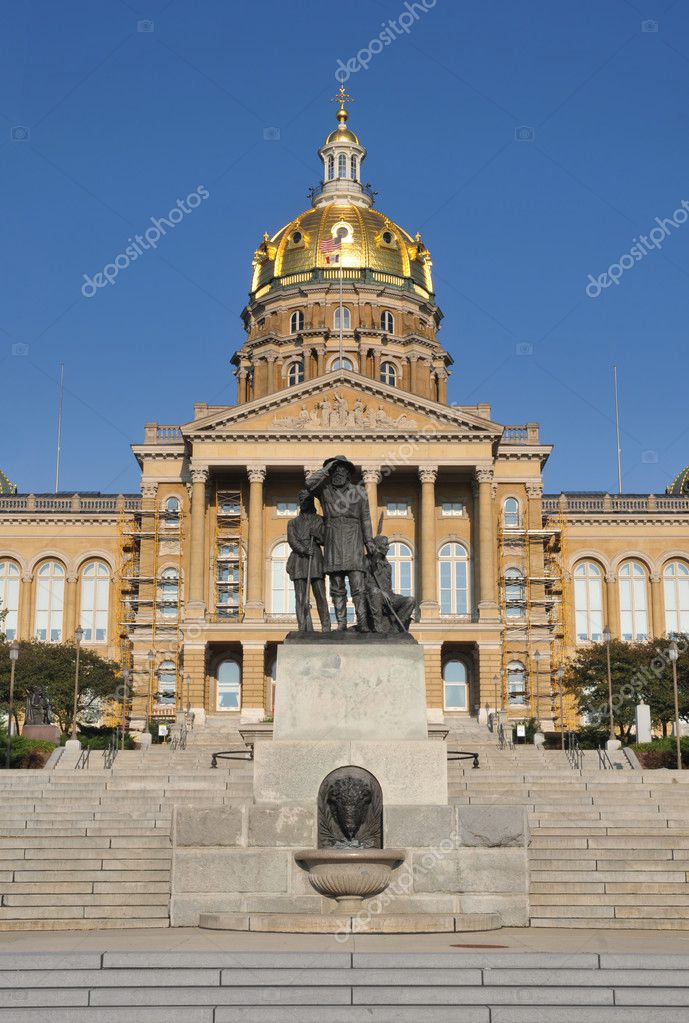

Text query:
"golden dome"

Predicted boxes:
[[251, 203, 434, 299], [326, 125, 359, 145]]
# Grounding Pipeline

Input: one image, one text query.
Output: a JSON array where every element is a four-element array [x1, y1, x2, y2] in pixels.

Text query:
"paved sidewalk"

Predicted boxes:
[[2, 925, 689, 954]]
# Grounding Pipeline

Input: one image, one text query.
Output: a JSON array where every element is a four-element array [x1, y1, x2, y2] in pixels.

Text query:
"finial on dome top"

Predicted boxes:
[[332, 83, 354, 126]]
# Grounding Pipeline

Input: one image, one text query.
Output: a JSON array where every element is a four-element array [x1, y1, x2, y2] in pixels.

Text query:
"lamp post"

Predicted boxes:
[[5, 641, 20, 770], [70, 626, 84, 742], [602, 624, 618, 749], [121, 669, 130, 752], [557, 666, 565, 751], [146, 650, 155, 734], [669, 640, 682, 771]]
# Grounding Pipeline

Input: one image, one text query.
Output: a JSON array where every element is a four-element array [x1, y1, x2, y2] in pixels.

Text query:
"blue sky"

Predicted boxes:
[[2, 0, 688, 495]]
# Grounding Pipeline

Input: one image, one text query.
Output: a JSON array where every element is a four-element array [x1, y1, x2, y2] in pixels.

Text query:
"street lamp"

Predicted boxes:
[[556, 666, 565, 751], [146, 650, 155, 734], [602, 624, 617, 748], [5, 641, 20, 770], [70, 626, 84, 741], [669, 640, 682, 771]]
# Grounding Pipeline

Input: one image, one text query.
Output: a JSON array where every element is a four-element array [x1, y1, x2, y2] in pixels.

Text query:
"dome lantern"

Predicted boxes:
[[315, 85, 370, 209]]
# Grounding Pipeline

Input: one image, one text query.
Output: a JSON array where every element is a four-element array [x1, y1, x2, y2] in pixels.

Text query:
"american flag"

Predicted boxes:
[[319, 237, 340, 264]]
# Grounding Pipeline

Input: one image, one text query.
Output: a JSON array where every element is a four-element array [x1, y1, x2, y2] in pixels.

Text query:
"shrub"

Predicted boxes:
[[631, 736, 689, 769]]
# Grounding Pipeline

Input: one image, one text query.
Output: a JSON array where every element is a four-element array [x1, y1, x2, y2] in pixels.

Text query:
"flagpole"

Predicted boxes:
[[614, 365, 622, 495], [55, 362, 64, 494]]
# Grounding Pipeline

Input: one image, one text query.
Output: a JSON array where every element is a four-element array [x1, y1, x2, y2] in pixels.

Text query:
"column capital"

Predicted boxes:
[[605, 573, 618, 584], [418, 465, 438, 484], [190, 465, 209, 485], [140, 480, 159, 499], [525, 480, 543, 498], [247, 465, 267, 484], [362, 467, 382, 485], [475, 464, 494, 485], [650, 573, 662, 584]]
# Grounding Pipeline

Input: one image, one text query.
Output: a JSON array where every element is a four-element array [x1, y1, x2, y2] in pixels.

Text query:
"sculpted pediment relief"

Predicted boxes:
[[273, 393, 418, 432]]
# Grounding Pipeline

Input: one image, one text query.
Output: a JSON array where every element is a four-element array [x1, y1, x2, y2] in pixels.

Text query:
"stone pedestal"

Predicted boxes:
[[274, 638, 426, 741], [22, 725, 60, 743], [256, 638, 447, 805]]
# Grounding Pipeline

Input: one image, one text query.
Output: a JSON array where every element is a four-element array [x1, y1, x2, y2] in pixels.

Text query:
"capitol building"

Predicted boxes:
[[1, 91, 689, 731]]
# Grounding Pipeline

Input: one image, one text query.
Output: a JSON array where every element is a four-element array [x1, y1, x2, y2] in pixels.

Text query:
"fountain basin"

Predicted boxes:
[[294, 848, 405, 913]]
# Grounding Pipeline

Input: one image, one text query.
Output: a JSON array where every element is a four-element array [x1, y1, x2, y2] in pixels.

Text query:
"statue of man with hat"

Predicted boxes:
[[305, 454, 373, 631]]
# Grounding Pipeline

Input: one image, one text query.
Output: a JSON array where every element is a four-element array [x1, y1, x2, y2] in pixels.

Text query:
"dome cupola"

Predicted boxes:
[[314, 85, 370, 209]]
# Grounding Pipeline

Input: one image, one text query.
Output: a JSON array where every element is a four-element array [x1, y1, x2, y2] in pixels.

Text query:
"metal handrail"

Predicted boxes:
[[447, 750, 480, 769], [566, 733, 583, 771], [598, 746, 614, 770], [74, 747, 90, 771], [210, 747, 254, 767], [103, 730, 120, 769], [497, 723, 513, 750], [171, 725, 188, 752]]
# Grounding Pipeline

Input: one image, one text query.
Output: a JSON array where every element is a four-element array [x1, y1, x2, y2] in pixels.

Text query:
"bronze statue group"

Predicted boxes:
[[287, 454, 417, 634]]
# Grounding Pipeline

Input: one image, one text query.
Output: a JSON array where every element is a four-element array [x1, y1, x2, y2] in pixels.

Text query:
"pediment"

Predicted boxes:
[[184, 373, 502, 441]]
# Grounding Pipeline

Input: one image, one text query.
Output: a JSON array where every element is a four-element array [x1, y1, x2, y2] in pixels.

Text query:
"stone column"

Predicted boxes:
[[315, 346, 326, 377], [182, 641, 207, 725], [237, 369, 248, 404], [476, 465, 499, 620], [244, 465, 266, 620], [362, 467, 381, 526], [418, 465, 439, 619], [605, 573, 620, 639], [372, 348, 381, 382], [650, 573, 665, 638], [478, 643, 503, 722], [20, 575, 32, 639], [266, 355, 276, 395], [411, 356, 420, 395], [422, 643, 443, 723], [64, 575, 78, 640], [241, 640, 266, 722], [437, 370, 448, 404], [187, 465, 208, 616]]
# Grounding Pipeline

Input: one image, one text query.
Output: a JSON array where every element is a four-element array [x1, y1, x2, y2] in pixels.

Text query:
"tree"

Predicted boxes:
[[563, 636, 689, 741], [0, 640, 122, 735]]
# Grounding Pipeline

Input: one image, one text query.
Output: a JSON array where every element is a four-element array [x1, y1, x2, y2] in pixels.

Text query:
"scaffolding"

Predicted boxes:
[[212, 487, 244, 622], [497, 496, 562, 721], [117, 501, 185, 717]]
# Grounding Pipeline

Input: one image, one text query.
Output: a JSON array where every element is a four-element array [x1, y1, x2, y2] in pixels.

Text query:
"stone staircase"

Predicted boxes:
[[0, 749, 252, 930], [448, 739, 689, 930], [2, 949, 689, 1020]]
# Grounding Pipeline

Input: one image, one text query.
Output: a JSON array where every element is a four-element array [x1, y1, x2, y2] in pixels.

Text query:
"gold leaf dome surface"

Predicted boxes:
[[251, 203, 433, 299]]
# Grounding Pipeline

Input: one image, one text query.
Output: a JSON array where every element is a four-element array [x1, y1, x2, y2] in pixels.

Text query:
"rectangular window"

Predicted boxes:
[[276, 501, 298, 517], [441, 501, 464, 516], [386, 501, 409, 517]]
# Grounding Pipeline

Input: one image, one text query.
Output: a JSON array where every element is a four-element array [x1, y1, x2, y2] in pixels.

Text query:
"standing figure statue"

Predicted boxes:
[[25, 687, 53, 726], [365, 535, 418, 633], [305, 455, 373, 632], [287, 489, 331, 633]]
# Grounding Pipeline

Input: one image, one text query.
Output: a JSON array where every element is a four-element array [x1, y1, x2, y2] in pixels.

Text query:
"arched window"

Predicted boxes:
[[327, 155, 334, 180], [159, 568, 179, 618], [271, 542, 295, 614], [438, 543, 469, 616], [290, 310, 304, 333], [574, 561, 604, 642], [619, 561, 649, 641], [388, 542, 414, 597], [0, 560, 20, 641], [350, 155, 357, 180], [505, 568, 525, 619], [163, 496, 180, 525], [507, 661, 527, 705], [503, 498, 520, 528], [287, 360, 304, 386], [443, 659, 468, 711], [380, 361, 397, 386], [331, 356, 353, 371], [217, 658, 241, 711], [337, 153, 347, 178], [35, 561, 65, 643], [663, 561, 689, 635], [80, 561, 109, 643], [157, 660, 177, 706], [380, 311, 394, 333], [333, 306, 351, 330]]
